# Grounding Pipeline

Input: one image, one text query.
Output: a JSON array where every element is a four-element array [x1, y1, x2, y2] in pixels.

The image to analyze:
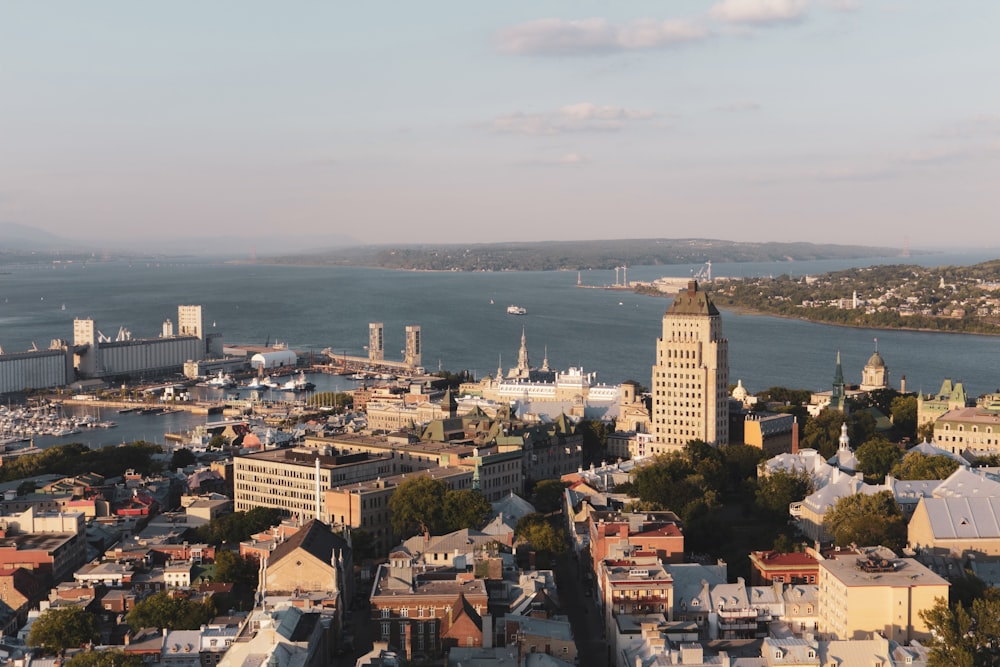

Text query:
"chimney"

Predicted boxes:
[[791, 417, 799, 455], [900, 375, 907, 394]]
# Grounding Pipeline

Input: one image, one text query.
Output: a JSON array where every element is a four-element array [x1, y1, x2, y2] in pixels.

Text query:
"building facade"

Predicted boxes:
[[651, 280, 729, 451], [816, 554, 948, 643]]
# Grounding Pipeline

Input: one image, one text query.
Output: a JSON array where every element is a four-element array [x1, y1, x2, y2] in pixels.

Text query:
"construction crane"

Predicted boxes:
[[693, 261, 712, 283]]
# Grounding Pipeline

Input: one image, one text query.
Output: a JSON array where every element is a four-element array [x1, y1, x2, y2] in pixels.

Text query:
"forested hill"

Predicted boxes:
[[261, 239, 902, 272]]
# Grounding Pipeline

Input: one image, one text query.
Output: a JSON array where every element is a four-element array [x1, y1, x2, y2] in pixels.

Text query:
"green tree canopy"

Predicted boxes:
[[577, 419, 611, 466], [212, 549, 258, 587], [920, 589, 1000, 667], [531, 479, 567, 514], [28, 607, 98, 654], [390, 476, 447, 536], [891, 452, 962, 481], [855, 437, 902, 483], [389, 477, 492, 537], [191, 507, 283, 546], [67, 650, 145, 667], [171, 448, 197, 470], [890, 395, 918, 441], [514, 513, 568, 555], [442, 489, 493, 532], [823, 490, 907, 552], [800, 409, 846, 458], [0, 441, 162, 483], [756, 470, 813, 518], [125, 592, 215, 632]]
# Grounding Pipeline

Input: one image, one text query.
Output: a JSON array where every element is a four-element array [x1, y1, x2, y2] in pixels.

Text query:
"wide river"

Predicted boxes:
[[1, 249, 997, 448]]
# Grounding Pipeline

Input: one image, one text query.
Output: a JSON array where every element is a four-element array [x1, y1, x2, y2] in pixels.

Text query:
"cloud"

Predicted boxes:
[[710, 0, 808, 25], [821, 0, 860, 11], [715, 101, 762, 113], [491, 103, 655, 135], [523, 152, 588, 167], [497, 17, 707, 56]]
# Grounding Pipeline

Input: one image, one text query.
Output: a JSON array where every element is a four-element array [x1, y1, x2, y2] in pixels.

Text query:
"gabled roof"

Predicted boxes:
[[920, 496, 1000, 539], [268, 519, 348, 566], [491, 492, 536, 525], [933, 467, 1000, 499], [910, 439, 968, 464], [442, 592, 482, 636]]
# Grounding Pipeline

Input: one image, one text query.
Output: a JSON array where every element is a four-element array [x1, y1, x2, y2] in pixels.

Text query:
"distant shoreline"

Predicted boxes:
[[714, 301, 1000, 337]]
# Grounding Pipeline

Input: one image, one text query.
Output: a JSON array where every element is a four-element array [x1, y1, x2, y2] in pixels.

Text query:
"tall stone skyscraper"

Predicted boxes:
[[651, 280, 729, 452]]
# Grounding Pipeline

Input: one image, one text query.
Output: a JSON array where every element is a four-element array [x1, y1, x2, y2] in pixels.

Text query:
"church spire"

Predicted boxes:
[[831, 351, 847, 412], [516, 326, 530, 376]]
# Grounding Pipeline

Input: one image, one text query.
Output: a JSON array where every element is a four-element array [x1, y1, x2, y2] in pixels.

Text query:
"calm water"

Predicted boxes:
[[1, 249, 998, 448]]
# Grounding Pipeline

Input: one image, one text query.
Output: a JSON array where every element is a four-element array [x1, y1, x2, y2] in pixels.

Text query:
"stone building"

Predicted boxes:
[[650, 280, 729, 452]]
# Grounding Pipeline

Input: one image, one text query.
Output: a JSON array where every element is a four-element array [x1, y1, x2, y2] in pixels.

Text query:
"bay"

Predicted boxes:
[[1, 249, 998, 450]]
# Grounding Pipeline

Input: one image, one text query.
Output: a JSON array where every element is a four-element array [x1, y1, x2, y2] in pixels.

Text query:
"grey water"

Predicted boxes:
[[1, 249, 998, 450]]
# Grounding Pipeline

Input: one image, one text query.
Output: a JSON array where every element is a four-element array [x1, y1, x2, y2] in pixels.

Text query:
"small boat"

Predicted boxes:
[[282, 371, 316, 392], [506, 305, 527, 315], [205, 371, 236, 388]]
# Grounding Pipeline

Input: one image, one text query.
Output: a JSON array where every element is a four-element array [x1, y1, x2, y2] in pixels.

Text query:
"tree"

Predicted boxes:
[[126, 592, 215, 632], [755, 470, 813, 518], [577, 419, 611, 466], [920, 590, 1000, 667], [890, 395, 918, 440], [442, 489, 492, 531], [213, 549, 258, 587], [28, 607, 98, 654], [171, 448, 197, 470], [389, 477, 448, 536], [67, 650, 145, 667], [531, 479, 566, 514], [720, 444, 766, 496], [823, 490, 907, 552], [390, 478, 493, 538], [515, 514, 568, 556], [855, 437, 902, 483], [192, 507, 283, 546], [891, 452, 961, 481], [800, 409, 846, 458]]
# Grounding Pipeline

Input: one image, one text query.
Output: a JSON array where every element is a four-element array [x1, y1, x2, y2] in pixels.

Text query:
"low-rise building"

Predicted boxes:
[[933, 406, 1000, 455], [816, 553, 948, 642], [369, 553, 489, 660], [324, 467, 474, 554], [748, 550, 820, 586]]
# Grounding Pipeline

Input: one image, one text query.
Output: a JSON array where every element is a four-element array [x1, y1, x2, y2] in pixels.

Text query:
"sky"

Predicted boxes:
[[2, 1, 999, 252]]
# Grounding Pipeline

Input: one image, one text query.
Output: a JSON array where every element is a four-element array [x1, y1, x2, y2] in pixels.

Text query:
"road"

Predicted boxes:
[[556, 553, 611, 667]]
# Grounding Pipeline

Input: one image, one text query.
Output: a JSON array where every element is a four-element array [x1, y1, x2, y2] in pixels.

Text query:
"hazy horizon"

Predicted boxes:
[[2, 2, 998, 252]]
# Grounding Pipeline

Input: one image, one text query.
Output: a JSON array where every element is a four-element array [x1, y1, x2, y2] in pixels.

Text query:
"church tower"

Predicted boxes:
[[830, 351, 848, 413], [650, 280, 729, 452], [860, 339, 889, 392]]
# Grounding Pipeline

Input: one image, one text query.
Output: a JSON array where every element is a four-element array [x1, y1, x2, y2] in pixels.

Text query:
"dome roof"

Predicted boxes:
[[866, 351, 885, 368]]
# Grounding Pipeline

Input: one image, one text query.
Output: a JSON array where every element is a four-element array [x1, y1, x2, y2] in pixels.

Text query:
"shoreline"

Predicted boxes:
[[715, 302, 1000, 338]]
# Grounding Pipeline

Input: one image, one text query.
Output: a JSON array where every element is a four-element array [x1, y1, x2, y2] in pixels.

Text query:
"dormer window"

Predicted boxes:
[[691, 598, 699, 607]]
